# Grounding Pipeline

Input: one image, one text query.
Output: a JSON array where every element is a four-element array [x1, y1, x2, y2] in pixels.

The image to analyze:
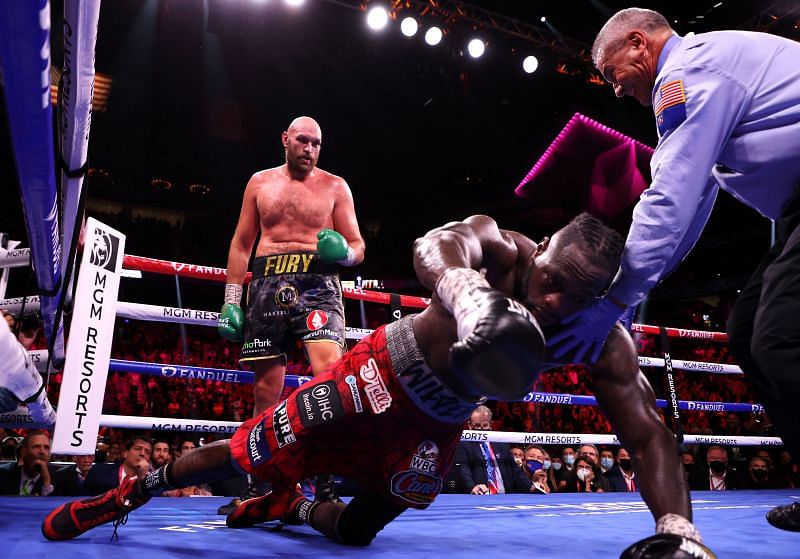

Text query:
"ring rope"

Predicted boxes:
[[1, 251, 731, 340], [77, 414, 784, 447]]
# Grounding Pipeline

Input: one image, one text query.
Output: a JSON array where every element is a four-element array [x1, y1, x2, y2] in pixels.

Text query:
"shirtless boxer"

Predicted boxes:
[[218, 116, 365, 504], [43, 214, 711, 557]]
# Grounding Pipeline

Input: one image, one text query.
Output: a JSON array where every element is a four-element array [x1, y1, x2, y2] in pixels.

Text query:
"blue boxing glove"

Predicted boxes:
[[547, 296, 625, 364]]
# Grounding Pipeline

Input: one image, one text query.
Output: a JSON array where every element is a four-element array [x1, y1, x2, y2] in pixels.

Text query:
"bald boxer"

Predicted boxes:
[[43, 214, 709, 556], [218, 116, 366, 505], [0, 313, 55, 425]]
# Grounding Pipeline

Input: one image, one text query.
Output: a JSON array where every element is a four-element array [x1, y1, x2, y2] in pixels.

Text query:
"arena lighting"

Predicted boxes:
[[540, 16, 546, 23], [284, 0, 304, 6], [424, 26, 443, 46], [467, 38, 485, 58], [366, 6, 389, 30], [522, 55, 539, 74], [400, 16, 418, 37]]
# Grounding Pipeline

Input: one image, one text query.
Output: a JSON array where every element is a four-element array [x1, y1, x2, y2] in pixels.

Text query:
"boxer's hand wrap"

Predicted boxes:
[[437, 269, 546, 400], [435, 267, 492, 340], [218, 284, 245, 343], [224, 283, 243, 306]]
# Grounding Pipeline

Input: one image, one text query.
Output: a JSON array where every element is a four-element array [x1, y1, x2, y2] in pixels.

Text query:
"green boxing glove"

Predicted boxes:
[[317, 229, 356, 265], [218, 284, 245, 342]]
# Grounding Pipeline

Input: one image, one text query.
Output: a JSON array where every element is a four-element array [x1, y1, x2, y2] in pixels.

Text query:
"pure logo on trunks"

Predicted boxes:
[[306, 309, 329, 331], [247, 419, 271, 468], [359, 358, 392, 414], [345, 375, 364, 413], [410, 440, 439, 475], [272, 400, 296, 447], [296, 380, 344, 427], [390, 470, 443, 506], [275, 283, 299, 308]]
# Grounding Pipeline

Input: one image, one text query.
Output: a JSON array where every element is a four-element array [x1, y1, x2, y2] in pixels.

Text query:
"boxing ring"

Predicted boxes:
[[0, 4, 794, 556], [3, 491, 799, 558], [1, 251, 796, 557]]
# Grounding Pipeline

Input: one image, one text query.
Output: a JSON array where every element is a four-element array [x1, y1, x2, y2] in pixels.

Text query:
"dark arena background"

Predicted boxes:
[[1, 1, 799, 557]]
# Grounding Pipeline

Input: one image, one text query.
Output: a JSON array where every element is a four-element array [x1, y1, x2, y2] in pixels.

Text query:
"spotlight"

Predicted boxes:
[[366, 6, 389, 30], [522, 55, 539, 74], [284, 0, 304, 6], [467, 38, 485, 58], [424, 26, 442, 46], [540, 16, 546, 23], [400, 16, 418, 37]]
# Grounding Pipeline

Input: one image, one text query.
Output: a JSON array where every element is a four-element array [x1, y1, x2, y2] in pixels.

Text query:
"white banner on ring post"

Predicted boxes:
[[52, 219, 126, 455]]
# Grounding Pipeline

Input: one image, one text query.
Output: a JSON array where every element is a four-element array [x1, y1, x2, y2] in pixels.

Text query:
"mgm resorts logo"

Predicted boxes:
[[89, 227, 121, 272]]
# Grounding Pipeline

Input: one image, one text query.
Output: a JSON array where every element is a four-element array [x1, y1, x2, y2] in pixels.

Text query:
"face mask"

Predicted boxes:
[[618, 459, 632, 471], [752, 469, 768, 481], [543, 460, 552, 471], [526, 460, 543, 473], [709, 461, 727, 475], [683, 463, 694, 474], [564, 455, 575, 466], [514, 457, 523, 466], [553, 462, 562, 471], [601, 457, 614, 470], [576, 468, 591, 481]]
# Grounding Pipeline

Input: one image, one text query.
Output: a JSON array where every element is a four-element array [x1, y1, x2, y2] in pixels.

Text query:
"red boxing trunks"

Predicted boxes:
[[230, 315, 477, 512]]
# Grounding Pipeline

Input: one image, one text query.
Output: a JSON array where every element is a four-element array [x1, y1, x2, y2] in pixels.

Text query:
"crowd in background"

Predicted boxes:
[[1, 212, 796, 498]]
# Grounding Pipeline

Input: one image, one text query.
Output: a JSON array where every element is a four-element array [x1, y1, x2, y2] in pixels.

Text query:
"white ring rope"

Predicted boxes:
[[70, 415, 783, 447]]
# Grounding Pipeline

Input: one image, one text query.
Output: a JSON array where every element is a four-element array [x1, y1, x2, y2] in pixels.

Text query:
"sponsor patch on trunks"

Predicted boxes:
[[390, 470, 443, 506], [274, 283, 299, 308], [345, 375, 364, 413], [272, 400, 296, 447], [359, 357, 392, 414], [247, 419, 271, 468], [306, 309, 329, 331], [296, 380, 344, 427], [410, 440, 439, 475]]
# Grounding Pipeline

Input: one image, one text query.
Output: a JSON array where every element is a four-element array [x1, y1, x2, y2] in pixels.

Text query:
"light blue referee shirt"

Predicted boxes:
[[608, 31, 800, 306]]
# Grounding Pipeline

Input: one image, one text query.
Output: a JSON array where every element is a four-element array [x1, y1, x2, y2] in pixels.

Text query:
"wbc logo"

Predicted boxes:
[[306, 310, 329, 331]]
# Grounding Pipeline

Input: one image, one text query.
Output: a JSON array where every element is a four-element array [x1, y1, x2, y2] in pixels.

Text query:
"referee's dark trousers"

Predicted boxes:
[[728, 187, 800, 457]]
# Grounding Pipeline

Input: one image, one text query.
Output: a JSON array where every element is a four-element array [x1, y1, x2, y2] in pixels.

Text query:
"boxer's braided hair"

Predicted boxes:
[[557, 213, 624, 277]]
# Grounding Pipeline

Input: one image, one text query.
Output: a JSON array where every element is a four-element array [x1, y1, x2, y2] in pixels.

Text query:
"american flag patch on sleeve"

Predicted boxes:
[[655, 79, 687, 135]]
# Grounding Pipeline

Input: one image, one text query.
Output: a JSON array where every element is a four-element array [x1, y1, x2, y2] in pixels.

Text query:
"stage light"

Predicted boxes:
[[523, 55, 539, 74], [284, 0, 304, 6], [366, 6, 389, 30], [467, 38, 485, 58], [540, 16, 546, 22], [400, 16, 418, 37], [425, 26, 442, 46]]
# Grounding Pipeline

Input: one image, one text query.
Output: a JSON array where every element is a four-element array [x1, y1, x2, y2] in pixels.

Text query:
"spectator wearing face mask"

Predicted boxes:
[[561, 456, 610, 493], [522, 445, 550, 495], [541, 449, 559, 493], [510, 446, 525, 469], [689, 446, 740, 491], [598, 447, 615, 474], [556, 446, 577, 485], [737, 457, 779, 489], [452, 406, 536, 495], [604, 448, 637, 492]]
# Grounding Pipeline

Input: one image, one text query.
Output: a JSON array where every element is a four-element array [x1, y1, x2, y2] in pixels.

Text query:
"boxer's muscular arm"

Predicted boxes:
[[225, 176, 261, 285], [412, 214, 517, 290], [331, 179, 365, 265]]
